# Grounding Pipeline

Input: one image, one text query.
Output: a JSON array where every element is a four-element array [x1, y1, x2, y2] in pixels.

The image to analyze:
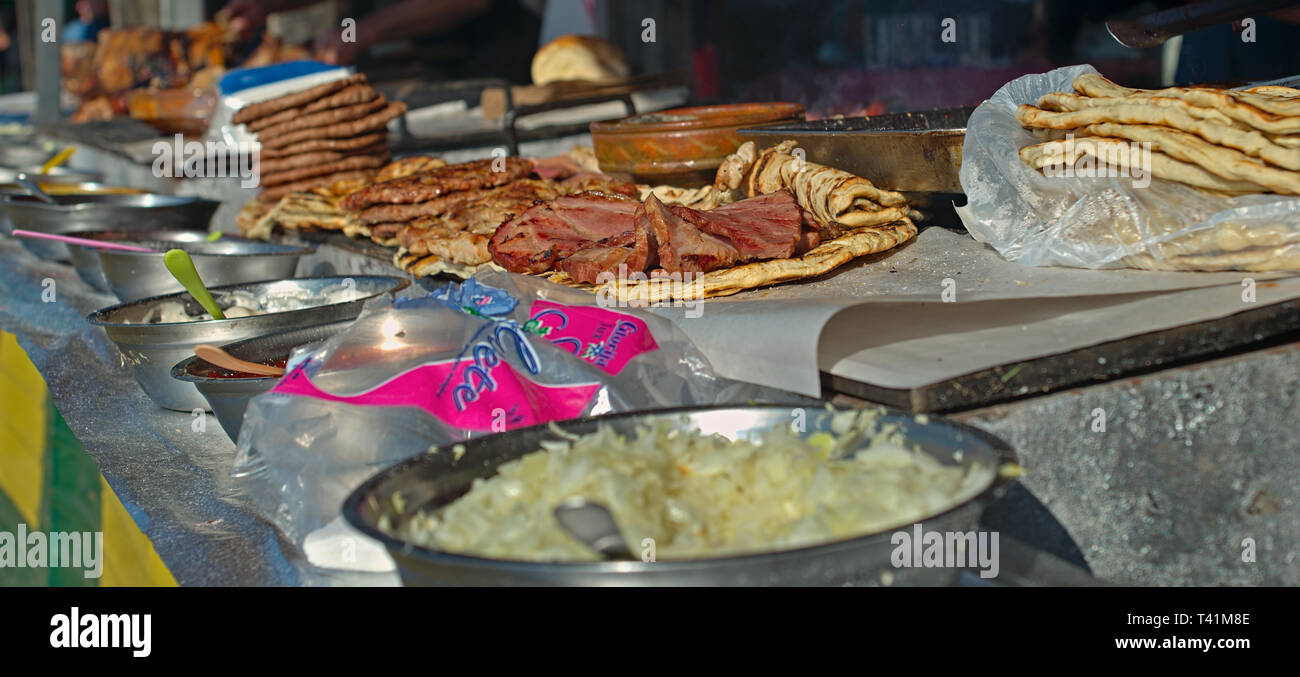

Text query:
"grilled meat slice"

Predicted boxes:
[[690, 189, 802, 260], [488, 192, 640, 274], [555, 210, 657, 284], [644, 194, 740, 273]]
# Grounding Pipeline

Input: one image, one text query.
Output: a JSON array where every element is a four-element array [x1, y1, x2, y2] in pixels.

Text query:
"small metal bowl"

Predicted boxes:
[[66, 230, 212, 293], [171, 321, 353, 442], [344, 404, 1017, 586], [2, 193, 220, 261], [0, 178, 141, 199], [95, 236, 314, 302], [0, 166, 103, 185], [87, 276, 410, 412]]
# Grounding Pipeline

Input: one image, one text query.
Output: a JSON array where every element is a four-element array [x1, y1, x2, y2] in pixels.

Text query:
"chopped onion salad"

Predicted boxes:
[[391, 410, 994, 561]]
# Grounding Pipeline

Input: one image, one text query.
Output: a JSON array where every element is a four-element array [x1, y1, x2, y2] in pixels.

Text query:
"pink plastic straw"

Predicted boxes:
[[10, 229, 158, 252]]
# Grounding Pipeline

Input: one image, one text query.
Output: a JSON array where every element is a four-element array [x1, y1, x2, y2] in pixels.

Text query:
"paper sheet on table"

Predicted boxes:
[[649, 228, 1298, 396]]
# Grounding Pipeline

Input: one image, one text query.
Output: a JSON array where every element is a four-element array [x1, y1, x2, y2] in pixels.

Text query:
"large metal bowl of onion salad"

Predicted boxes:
[[344, 403, 1020, 586]]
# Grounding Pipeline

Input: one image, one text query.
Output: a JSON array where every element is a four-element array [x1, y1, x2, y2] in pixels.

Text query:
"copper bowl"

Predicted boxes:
[[590, 102, 805, 187]]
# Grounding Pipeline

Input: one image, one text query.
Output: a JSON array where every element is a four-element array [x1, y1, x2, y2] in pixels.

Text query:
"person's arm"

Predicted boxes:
[[313, 0, 494, 64], [223, 0, 322, 38]]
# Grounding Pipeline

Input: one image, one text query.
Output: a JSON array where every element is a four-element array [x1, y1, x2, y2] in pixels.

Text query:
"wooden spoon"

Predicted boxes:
[[193, 344, 285, 377]]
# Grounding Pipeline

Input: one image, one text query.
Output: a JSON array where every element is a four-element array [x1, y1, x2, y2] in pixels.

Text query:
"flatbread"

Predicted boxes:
[[233, 74, 368, 125], [1019, 136, 1264, 194], [236, 198, 273, 239], [1082, 122, 1300, 194], [252, 191, 357, 235], [1073, 73, 1300, 135], [260, 153, 391, 188], [1037, 91, 1242, 127], [394, 247, 484, 279], [1019, 99, 1300, 170], [258, 101, 406, 150], [259, 132, 387, 159], [638, 184, 728, 209], [540, 218, 918, 303], [746, 141, 911, 227]]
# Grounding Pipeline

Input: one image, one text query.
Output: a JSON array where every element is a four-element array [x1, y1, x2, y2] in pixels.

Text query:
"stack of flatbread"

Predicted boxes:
[[233, 74, 407, 203], [1017, 73, 1300, 195], [1013, 72, 1300, 271]]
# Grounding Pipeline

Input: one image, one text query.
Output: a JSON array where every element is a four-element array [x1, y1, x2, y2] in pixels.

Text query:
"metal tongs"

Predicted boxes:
[[1106, 0, 1297, 48]]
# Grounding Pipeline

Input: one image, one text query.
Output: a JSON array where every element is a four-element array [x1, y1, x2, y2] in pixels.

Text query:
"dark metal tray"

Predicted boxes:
[[738, 106, 973, 195]]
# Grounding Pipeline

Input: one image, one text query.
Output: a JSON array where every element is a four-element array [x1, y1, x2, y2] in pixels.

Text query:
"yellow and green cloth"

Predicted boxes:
[[0, 331, 176, 586]]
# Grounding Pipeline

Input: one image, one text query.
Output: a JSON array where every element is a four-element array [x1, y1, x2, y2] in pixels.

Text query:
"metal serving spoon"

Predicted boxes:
[[14, 173, 56, 204], [553, 499, 636, 561]]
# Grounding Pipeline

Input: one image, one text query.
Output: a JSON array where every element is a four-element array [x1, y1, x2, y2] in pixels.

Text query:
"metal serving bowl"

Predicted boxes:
[[0, 178, 140, 199], [170, 321, 353, 442], [1, 193, 220, 261], [67, 230, 212, 293], [344, 404, 1018, 587], [96, 237, 314, 302], [0, 166, 103, 185], [87, 276, 410, 412]]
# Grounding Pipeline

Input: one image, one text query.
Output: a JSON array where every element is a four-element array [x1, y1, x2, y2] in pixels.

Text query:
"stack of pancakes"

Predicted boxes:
[[234, 73, 407, 202]]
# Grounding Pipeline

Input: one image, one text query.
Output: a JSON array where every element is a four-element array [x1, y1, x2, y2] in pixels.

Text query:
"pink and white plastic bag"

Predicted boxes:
[[231, 270, 793, 554]]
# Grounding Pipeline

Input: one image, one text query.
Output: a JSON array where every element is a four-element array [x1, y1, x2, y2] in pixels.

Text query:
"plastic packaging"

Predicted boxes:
[[958, 64, 1300, 272], [231, 270, 790, 556]]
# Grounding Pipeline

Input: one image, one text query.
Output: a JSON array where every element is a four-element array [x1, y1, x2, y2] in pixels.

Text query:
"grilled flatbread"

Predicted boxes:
[[1020, 98, 1300, 170], [1073, 73, 1300, 135], [1019, 136, 1263, 193], [394, 247, 485, 279], [744, 141, 913, 227], [1081, 122, 1300, 194]]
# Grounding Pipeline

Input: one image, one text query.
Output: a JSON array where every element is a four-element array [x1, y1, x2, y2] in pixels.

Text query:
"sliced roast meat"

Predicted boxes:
[[692, 189, 802, 260], [556, 208, 658, 284], [489, 192, 640, 274], [643, 194, 740, 274], [794, 227, 821, 255]]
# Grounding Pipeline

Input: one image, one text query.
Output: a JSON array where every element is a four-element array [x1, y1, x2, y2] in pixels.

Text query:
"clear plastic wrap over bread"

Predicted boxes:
[[958, 64, 1300, 272], [231, 269, 787, 553]]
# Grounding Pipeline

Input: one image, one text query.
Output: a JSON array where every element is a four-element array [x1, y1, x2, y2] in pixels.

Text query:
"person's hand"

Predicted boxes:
[[222, 0, 271, 39], [312, 24, 367, 65]]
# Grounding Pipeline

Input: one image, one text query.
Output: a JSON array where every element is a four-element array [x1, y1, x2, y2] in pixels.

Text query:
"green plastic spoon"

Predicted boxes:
[[163, 249, 226, 320]]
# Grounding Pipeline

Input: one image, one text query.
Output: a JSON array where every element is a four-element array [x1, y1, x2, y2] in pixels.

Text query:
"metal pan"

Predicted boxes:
[[738, 107, 973, 224], [344, 403, 1019, 586]]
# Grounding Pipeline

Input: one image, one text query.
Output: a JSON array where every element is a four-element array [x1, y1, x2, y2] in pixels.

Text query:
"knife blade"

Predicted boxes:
[[1106, 0, 1296, 48]]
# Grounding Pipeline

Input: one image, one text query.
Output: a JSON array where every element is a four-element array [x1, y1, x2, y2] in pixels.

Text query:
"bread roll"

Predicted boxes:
[[531, 35, 630, 86]]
